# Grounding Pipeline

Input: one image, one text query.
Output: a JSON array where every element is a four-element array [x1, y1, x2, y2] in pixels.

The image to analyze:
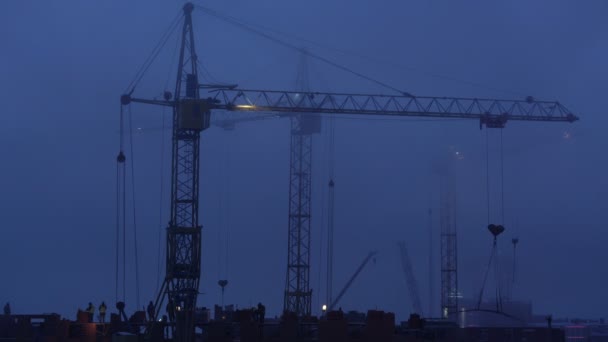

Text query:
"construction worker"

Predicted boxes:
[[99, 302, 107, 323], [147, 301, 155, 321], [161, 315, 169, 338], [116, 301, 127, 322], [166, 299, 175, 322], [3, 302, 10, 316], [257, 302, 266, 325], [86, 302, 95, 322]]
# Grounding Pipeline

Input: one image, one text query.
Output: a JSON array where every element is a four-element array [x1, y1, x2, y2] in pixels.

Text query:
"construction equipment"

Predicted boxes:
[[427, 207, 435, 317], [325, 119, 336, 313], [438, 152, 459, 320], [284, 54, 320, 317], [477, 224, 506, 312], [119, 3, 578, 340], [398, 242, 423, 315], [329, 251, 377, 310], [121, 4, 203, 341]]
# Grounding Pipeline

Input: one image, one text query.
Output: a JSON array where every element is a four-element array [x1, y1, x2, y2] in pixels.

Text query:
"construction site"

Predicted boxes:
[[1, 1, 605, 341]]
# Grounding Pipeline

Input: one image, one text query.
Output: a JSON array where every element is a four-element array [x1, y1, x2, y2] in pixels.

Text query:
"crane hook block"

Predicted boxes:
[[178, 99, 211, 131]]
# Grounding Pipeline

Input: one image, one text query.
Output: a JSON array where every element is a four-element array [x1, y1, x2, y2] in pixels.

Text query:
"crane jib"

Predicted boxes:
[[207, 89, 578, 128], [121, 92, 578, 129]]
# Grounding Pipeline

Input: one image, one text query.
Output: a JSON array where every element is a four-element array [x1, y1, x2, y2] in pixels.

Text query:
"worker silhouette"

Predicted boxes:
[[3, 302, 10, 316], [99, 302, 107, 323], [257, 302, 266, 325], [86, 302, 95, 322], [167, 299, 175, 322], [147, 301, 155, 321], [116, 301, 128, 322], [162, 315, 169, 338]]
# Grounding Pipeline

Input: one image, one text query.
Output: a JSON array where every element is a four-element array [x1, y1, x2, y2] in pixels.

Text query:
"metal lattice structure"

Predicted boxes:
[[284, 115, 314, 316], [120, 3, 579, 337], [211, 89, 577, 127], [283, 55, 321, 317], [159, 4, 203, 340], [121, 4, 206, 341], [439, 166, 458, 320]]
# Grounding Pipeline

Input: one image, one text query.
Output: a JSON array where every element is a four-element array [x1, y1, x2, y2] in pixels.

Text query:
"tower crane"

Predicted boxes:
[[284, 54, 320, 317], [438, 149, 459, 320], [118, 3, 578, 340]]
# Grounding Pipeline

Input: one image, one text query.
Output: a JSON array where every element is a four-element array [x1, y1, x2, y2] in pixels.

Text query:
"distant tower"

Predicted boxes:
[[439, 151, 458, 320], [283, 51, 321, 317], [428, 207, 435, 317], [326, 176, 335, 311]]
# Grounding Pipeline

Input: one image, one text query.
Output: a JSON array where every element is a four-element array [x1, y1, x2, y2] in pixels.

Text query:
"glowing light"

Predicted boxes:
[[235, 104, 255, 109], [322, 305, 327, 312]]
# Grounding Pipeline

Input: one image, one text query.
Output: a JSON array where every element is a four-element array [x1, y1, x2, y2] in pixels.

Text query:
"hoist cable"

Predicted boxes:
[[128, 105, 141, 309], [494, 245, 502, 312], [115, 157, 120, 304], [500, 129, 505, 224], [476, 241, 496, 310], [224, 139, 232, 279], [122, 154, 126, 303], [116, 104, 127, 303], [156, 108, 167, 294], [485, 129, 490, 225]]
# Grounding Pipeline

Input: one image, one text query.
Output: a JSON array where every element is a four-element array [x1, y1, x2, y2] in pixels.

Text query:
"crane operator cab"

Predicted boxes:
[[178, 73, 212, 131]]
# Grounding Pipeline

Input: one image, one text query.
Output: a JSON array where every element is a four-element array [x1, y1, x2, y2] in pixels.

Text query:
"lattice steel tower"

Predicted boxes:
[[439, 154, 458, 320], [121, 4, 207, 341], [283, 53, 320, 316]]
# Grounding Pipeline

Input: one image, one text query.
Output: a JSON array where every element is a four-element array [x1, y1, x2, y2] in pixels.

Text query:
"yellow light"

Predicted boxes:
[[235, 104, 255, 109], [322, 305, 327, 312]]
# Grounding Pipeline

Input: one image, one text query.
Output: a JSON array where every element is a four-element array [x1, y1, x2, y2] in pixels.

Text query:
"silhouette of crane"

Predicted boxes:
[[118, 3, 578, 340], [329, 251, 377, 311], [398, 242, 423, 315]]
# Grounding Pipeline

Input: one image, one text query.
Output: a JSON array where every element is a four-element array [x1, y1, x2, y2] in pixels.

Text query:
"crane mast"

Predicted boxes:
[[439, 167, 457, 320], [284, 114, 315, 316], [119, 3, 578, 339], [121, 3, 206, 341], [283, 57, 320, 317]]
